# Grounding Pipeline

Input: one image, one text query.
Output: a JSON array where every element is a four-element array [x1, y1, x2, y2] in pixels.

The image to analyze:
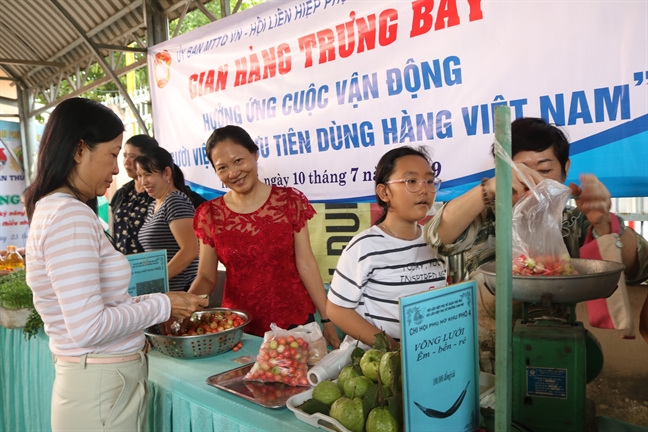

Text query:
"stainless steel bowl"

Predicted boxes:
[[478, 258, 625, 304], [145, 308, 251, 359]]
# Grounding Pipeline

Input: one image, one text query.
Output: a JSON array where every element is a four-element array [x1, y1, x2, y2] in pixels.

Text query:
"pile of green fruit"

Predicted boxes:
[[298, 332, 402, 432]]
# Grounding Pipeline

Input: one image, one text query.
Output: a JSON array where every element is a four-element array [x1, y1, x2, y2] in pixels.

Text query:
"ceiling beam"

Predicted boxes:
[[0, 57, 65, 68], [95, 44, 147, 53], [50, 0, 149, 134], [193, 0, 217, 22], [30, 58, 147, 117], [24, 0, 144, 80], [0, 96, 18, 107]]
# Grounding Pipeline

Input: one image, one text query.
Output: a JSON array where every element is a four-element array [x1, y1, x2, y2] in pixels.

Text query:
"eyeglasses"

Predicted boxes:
[[385, 178, 443, 193]]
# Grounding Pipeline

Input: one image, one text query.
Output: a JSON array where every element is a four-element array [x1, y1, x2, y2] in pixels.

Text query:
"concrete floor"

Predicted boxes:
[[578, 284, 648, 427]]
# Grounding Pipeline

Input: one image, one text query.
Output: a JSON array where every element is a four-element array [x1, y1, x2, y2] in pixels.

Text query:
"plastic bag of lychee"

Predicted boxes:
[[512, 179, 577, 276], [244, 324, 311, 387]]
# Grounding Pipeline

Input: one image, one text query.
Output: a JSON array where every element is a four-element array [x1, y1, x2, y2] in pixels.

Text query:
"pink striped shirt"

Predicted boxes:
[[26, 193, 171, 356]]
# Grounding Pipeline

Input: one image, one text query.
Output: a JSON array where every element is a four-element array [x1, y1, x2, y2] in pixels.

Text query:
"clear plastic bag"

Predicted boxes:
[[244, 324, 311, 387], [285, 321, 328, 365], [512, 179, 577, 276]]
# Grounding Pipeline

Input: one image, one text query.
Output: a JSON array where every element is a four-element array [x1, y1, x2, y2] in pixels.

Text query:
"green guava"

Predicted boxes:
[[343, 375, 373, 398], [360, 349, 384, 382], [312, 380, 342, 406], [330, 397, 365, 432], [337, 364, 360, 392], [379, 350, 401, 389], [366, 406, 399, 432]]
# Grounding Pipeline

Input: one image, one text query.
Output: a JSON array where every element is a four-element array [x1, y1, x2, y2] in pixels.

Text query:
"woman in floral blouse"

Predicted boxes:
[[110, 135, 158, 254]]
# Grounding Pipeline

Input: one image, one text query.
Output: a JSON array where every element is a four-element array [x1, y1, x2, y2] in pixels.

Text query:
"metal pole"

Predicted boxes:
[[16, 84, 36, 185], [494, 105, 513, 431]]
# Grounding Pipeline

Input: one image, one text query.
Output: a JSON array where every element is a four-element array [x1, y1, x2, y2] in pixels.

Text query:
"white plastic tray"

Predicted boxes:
[[287, 372, 496, 432], [286, 386, 352, 432]]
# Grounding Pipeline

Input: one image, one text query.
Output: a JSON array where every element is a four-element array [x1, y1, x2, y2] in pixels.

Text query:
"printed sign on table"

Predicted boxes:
[[126, 250, 169, 296], [400, 281, 479, 432]]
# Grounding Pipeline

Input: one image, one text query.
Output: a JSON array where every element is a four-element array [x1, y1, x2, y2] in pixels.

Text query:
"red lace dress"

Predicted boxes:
[[193, 186, 316, 336]]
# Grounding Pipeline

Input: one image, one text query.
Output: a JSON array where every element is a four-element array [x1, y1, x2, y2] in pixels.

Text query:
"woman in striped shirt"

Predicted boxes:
[[24, 98, 208, 432], [135, 147, 200, 292]]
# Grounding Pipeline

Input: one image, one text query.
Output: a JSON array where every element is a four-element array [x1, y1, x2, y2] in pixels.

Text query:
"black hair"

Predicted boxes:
[[374, 146, 433, 225], [491, 117, 570, 178], [134, 147, 190, 199], [125, 134, 159, 154], [205, 125, 259, 168], [25, 98, 124, 221]]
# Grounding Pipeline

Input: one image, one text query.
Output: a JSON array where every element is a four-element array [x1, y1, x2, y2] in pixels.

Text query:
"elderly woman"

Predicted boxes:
[[24, 97, 207, 432], [136, 147, 200, 291]]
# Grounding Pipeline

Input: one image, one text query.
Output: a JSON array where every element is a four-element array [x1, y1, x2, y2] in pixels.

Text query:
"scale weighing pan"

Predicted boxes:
[[479, 258, 624, 304]]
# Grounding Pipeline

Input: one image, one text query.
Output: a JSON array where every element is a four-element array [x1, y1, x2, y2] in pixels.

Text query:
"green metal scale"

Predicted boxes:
[[481, 259, 624, 432]]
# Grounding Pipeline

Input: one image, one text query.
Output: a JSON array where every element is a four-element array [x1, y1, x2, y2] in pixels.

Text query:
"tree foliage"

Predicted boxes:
[[37, 0, 264, 107]]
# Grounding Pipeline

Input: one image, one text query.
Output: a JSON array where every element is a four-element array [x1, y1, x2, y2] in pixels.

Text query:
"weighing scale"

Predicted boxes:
[[480, 258, 625, 432]]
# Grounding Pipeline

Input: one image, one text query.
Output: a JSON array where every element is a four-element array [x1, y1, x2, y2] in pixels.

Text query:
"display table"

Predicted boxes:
[[0, 326, 318, 432]]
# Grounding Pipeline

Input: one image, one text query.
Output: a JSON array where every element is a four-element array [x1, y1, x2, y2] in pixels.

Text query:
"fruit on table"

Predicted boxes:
[[312, 380, 342, 406], [343, 375, 373, 398], [245, 335, 310, 386], [170, 310, 245, 336], [330, 397, 365, 432], [512, 254, 578, 276], [366, 406, 400, 432], [337, 364, 360, 392], [360, 349, 385, 382], [297, 333, 403, 432], [379, 350, 401, 391]]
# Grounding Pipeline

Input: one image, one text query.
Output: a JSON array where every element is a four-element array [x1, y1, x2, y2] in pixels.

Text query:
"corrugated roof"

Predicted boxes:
[[0, 0, 210, 92]]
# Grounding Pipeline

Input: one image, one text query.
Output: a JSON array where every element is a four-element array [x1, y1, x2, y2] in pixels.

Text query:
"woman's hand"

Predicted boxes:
[[569, 174, 611, 230], [322, 322, 341, 349], [166, 291, 209, 320], [484, 163, 546, 205]]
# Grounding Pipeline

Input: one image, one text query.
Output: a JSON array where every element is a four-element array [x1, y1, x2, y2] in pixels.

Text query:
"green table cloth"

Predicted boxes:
[[0, 327, 318, 432]]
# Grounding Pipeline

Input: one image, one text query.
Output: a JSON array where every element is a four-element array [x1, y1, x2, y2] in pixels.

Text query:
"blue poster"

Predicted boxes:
[[126, 250, 169, 297], [400, 281, 479, 432]]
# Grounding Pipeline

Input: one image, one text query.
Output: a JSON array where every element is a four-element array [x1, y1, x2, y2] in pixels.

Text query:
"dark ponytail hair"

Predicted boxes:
[[125, 134, 159, 154], [134, 147, 190, 198], [25, 98, 124, 221], [374, 146, 433, 225]]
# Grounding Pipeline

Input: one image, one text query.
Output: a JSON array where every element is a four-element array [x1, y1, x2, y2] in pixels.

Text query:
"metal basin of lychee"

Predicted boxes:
[[478, 258, 625, 304]]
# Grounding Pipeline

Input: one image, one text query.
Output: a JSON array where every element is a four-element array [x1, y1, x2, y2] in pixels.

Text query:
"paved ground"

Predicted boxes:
[[579, 285, 648, 428]]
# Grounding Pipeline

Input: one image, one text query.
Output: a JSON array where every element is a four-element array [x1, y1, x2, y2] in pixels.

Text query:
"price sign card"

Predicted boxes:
[[400, 281, 479, 432], [126, 250, 169, 297]]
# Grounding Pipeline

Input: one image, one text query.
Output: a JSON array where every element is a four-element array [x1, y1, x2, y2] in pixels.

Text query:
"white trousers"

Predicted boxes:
[[51, 350, 149, 432]]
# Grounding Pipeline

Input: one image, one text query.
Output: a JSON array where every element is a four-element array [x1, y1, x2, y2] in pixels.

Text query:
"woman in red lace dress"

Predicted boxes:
[[189, 126, 340, 348]]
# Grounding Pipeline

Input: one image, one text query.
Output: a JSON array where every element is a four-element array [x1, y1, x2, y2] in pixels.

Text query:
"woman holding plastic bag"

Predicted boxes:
[[425, 117, 648, 372]]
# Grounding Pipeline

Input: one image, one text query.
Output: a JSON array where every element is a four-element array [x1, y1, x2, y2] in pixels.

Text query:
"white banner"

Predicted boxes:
[[149, 0, 648, 202], [0, 121, 28, 249]]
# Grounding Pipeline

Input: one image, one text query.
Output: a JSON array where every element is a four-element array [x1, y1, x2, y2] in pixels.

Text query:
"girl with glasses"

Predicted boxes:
[[326, 146, 447, 348]]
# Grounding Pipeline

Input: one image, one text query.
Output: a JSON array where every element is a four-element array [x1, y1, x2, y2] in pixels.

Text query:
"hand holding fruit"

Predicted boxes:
[[569, 174, 611, 230], [166, 291, 209, 320], [483, 164, 546, 206]]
